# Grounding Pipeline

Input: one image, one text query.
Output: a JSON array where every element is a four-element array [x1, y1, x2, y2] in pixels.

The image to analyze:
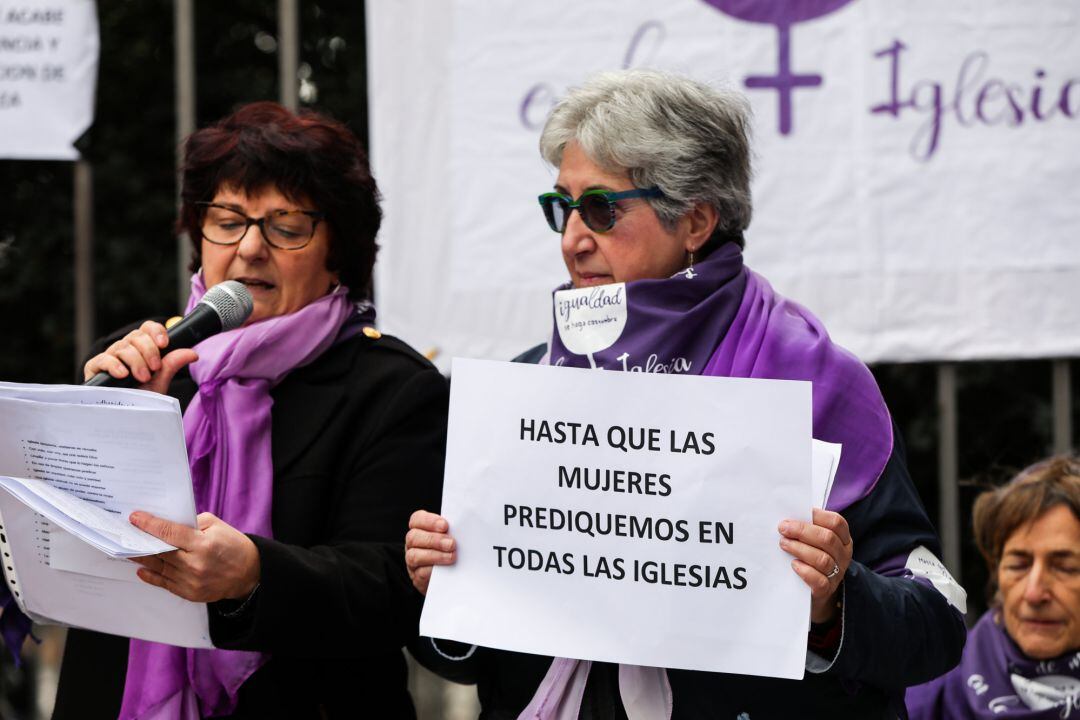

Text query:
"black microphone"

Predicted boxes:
[[84, 280, 254, 387]]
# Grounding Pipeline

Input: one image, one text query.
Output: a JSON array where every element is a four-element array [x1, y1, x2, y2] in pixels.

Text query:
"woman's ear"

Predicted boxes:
[[682, 202, 720, 253]]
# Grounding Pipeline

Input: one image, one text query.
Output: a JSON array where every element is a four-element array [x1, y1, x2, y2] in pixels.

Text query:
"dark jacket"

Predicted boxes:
[[411, 345, 966, 720], [53, 327, 448, 719]]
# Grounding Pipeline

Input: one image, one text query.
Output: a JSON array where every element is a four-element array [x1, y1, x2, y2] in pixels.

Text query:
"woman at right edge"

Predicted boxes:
[[405, 70, 967, 719]]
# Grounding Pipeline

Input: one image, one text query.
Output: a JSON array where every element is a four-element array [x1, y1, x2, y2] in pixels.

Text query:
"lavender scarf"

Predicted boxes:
[[529, 244, 893, 719], [0, 590, 33, 665], [119, 274, 354, 720], [907, 611, 1080, 719]]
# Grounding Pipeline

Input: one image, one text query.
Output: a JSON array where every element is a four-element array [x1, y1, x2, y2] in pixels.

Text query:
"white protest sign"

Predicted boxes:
[[0, 1, 99, 160], [421, 358, 812, 679]]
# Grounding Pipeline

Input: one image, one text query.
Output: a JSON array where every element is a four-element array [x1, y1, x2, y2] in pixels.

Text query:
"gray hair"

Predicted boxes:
[[539, 69, 753, 250]]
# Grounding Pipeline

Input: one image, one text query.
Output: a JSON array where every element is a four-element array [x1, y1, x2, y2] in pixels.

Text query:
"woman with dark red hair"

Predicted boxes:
[[51, 102, 448, 719]]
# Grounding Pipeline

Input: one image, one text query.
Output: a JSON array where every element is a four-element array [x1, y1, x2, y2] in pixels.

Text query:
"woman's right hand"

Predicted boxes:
[[405, 510, 457, 596], [83, 320, 198, 395]]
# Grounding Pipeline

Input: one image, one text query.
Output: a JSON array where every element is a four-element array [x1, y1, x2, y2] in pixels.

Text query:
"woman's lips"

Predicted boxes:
[[234, 277, 275, 291], [576, 272, 612, 287]]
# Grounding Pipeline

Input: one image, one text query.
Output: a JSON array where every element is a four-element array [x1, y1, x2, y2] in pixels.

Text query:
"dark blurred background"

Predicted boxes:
[[0, 0, 368, 385]]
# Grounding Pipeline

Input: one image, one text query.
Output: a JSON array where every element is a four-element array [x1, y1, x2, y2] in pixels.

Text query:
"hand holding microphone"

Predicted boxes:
[[83, 281, 254, 393]]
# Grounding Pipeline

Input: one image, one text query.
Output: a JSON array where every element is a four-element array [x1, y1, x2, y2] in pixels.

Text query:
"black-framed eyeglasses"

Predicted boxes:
[[196, 202, 325, 250], [537, 187, 664, 234]]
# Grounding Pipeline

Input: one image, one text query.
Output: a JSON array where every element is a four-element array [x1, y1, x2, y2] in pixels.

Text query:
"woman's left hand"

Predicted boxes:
[[129, 511, 261, 603], [778, 508, 853, 623]]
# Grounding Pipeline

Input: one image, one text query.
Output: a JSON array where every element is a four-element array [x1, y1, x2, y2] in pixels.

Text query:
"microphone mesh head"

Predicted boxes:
[[200, 280, 255, 330]]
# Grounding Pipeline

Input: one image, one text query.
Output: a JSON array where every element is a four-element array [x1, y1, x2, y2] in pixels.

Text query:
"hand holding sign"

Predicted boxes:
[[412, 496, 853, 617], [778, 508, 852, 623], [420, 359, 816, 678], [406, 510, 455, 595]]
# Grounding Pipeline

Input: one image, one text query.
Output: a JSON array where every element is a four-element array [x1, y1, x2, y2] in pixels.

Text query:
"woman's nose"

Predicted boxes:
[[561, 210, 596, 255], [1023, 563, 1052, 603], [237, 222, 270, 260]]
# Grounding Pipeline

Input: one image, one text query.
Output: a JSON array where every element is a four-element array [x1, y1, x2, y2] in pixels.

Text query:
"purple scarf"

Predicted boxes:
[[0, 590, 34, 665], [530, 245, 893, 719], [907, 611, 1080, 719], [549, 242, 748, 375], [119, 274, 354, 720]]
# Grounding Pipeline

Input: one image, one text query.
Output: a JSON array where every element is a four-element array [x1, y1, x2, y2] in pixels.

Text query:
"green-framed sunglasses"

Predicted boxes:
[[538, 187, 664, 234]]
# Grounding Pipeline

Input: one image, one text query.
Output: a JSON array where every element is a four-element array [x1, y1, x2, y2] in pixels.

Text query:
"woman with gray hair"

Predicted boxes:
[[406, 69, 966, 718]]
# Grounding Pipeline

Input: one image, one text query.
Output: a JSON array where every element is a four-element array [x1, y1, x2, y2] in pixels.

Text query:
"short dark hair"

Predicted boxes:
[[179, 102, 381, 298], [973, 455, 1080, 602]]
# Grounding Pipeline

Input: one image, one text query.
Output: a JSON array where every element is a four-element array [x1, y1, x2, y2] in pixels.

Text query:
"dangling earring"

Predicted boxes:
[[684, 249, 697, 279]]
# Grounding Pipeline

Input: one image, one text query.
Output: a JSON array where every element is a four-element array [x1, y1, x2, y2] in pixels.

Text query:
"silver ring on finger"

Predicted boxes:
[[825, 562, 840, 579]]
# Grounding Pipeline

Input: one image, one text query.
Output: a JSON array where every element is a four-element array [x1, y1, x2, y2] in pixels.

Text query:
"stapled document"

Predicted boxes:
[[0, 382, 212, 649]]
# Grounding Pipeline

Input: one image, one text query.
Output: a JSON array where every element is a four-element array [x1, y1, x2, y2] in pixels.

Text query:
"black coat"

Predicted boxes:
[[53, 328, 448, 719]]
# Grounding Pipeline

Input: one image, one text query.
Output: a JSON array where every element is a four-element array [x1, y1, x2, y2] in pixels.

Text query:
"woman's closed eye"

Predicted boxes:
[[272, 226, 305, 239], [1054, 561, 1080, 575]]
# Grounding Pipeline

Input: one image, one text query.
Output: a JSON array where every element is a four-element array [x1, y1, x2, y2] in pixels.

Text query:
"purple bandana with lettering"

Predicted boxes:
[[907, 611, 1080, 719], [119, 274, 355, 720], [548, 242, 747, 377], [547, 242, 892, 511], [531, 243, 893, 720]]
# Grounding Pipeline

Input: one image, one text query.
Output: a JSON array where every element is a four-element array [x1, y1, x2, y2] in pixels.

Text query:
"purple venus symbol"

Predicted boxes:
[[702, 0, 856, 135]]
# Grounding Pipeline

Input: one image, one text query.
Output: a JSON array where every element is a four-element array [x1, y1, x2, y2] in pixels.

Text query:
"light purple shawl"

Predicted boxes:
[[529, 245, 893, 719], [118, 274, 353, 720]]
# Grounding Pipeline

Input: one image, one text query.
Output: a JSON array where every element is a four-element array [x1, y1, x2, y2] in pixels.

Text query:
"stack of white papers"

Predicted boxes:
[[0, 381, 212, 649], [0, 475, 173, 558]]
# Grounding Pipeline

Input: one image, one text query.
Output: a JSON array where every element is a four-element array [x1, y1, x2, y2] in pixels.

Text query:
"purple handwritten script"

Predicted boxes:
[[519, 21, 667, 131], [871, 39, 1080, 160], [702, 0, 856, 135], [512, 10, 1079, 162]]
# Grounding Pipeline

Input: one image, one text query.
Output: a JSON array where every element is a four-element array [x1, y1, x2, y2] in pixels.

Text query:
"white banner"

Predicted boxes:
[[0, 1, 99, 160], [420, 359, 812, 678], [368, 0, 1080, 365]]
